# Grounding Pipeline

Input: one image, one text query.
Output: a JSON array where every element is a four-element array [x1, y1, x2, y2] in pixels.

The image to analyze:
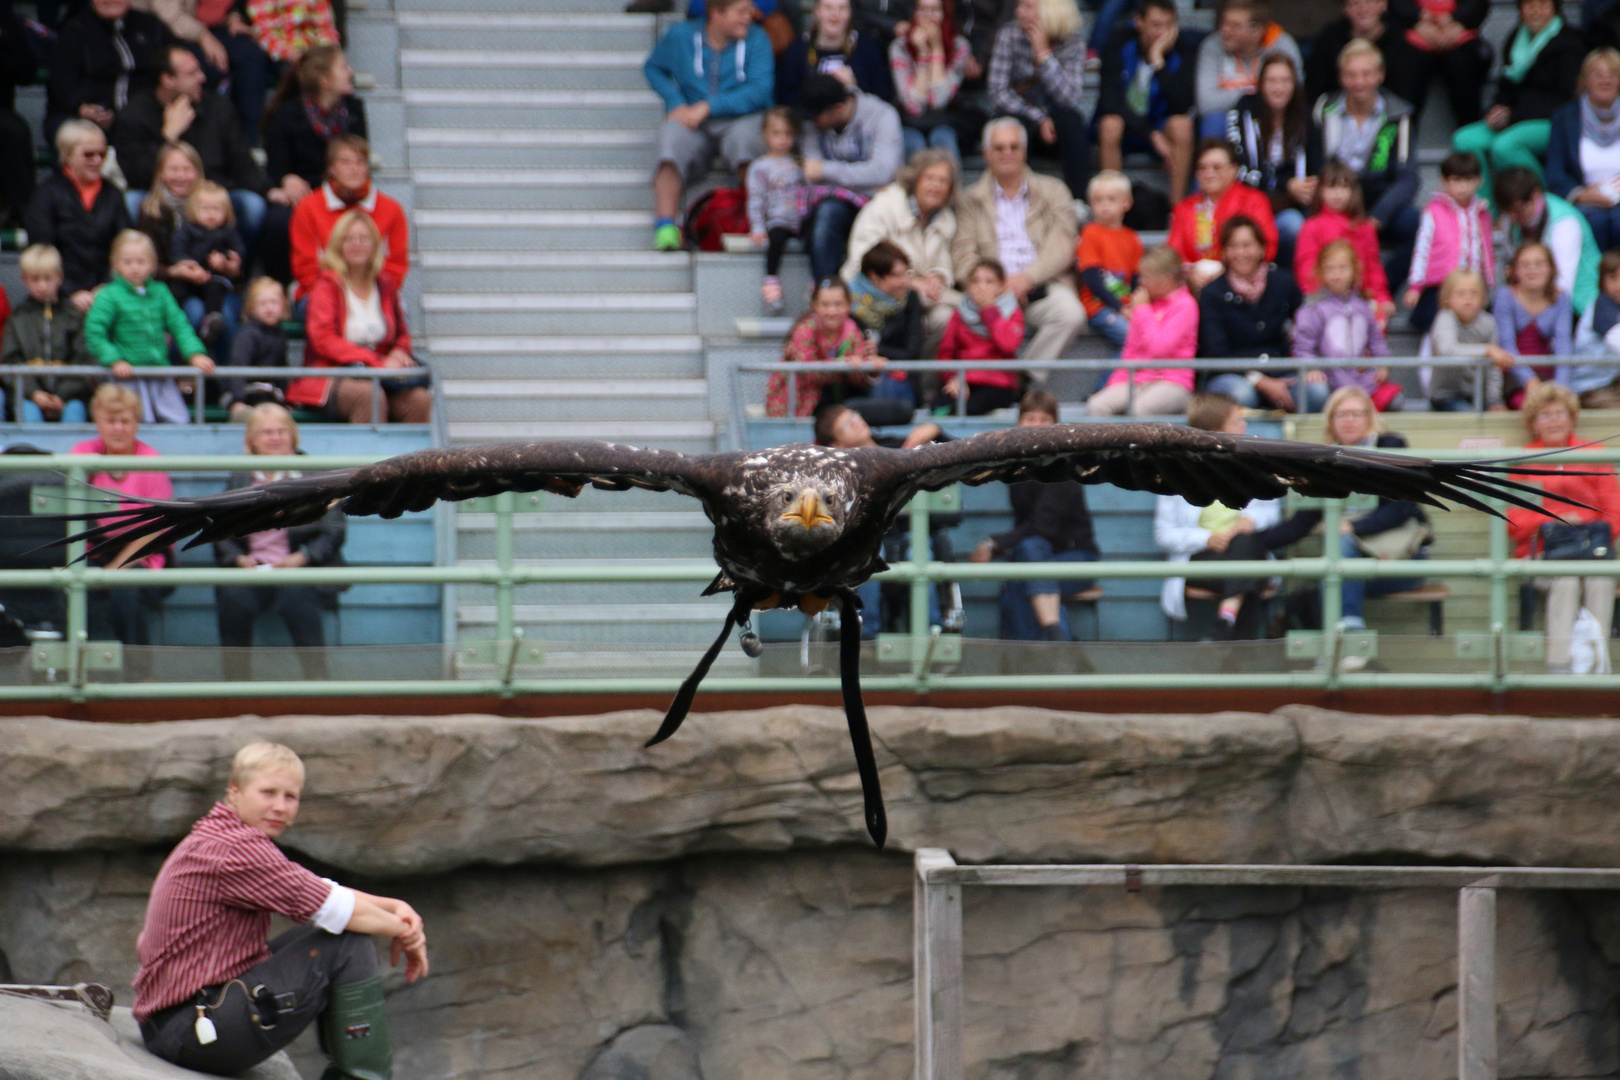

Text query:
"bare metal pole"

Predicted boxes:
[[1458, 885, 1497, 1080], [915, 849, 963, 1080]]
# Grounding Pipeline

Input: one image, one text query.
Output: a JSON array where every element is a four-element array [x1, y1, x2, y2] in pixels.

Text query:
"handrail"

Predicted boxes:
[[0, 362, 441, 427], [1, 448, 1618, 701], [730, 355, 1619, 421]]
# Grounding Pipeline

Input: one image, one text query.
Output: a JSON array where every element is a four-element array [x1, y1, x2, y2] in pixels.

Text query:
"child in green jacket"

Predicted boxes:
[[84, 230, 216, 424]]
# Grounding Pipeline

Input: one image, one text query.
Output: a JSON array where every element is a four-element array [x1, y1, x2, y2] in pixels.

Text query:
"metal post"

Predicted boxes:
[[494, 490, 515, 647], [910, 494, 930, 678], [1321, 498, 1343, 682], [370, 378, 383, 425], [1488, 508, 1509, 683], [64, 463, 88, 694], [915, 849, 963, 1080], [955, 362, 967, 417], [1458, 885, 1498, 1080], [194, 371, 206, 424]]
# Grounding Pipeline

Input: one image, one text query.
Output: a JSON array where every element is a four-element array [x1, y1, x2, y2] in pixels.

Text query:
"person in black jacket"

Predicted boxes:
[[112, 45, 273, 247], [258, 45, 367, 286], [1451, 0, 1585, 200], [778, 0, 897, 107], [1255, 385, 1429, 643], [1095, 0, 1199, 205], [212, 404, 346, 681], [223, 277, 291, 419], [969, 390, 1100, 641], [23, 119, 131, 311], [1227, 53, 1321, 266], [44, 0, 172, 141], [1388, 0, 1492, 126], [1303, 0, 1426, 120], [0, 7, 37, 227]]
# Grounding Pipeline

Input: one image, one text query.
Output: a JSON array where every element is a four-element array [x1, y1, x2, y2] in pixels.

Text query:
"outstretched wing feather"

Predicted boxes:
[[877, 423, 1596, 518], [53, 442, 716, 565]]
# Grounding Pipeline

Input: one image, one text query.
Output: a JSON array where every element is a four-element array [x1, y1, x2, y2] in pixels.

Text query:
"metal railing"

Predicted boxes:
[[0, 364, 447, 444], [0, 447, 1617, 702], [912, 848, 1620, 1080], [730, 356, 1620, 431]]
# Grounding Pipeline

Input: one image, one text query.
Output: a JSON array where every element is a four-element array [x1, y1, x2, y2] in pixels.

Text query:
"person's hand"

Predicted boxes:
[[668, 102, 708, 130], [1037, 117, 1057, 145], [223, 251, 242, 275], [969, 538, 996, 563], [391, 936, 429, 983], [1206, 527, 1234, 553], [275, 551, 309, 568], [1485, 344, 1515, 369], [1254, 374, 1294, 410], [188, 353, 216, 374], [1285, 176, 1316, 207], [965, 53, 983, 80], [1485, 105, 1510, 131], [1340, 518, 1356, 535], [1303, 369, 1328, 384], [917, 273, 945, 305], [1021, 15, 1050, 57], [1146, 21, 1177, 65], [162, 94, 196, 141], [830, 64, 858, 86], [1402, 286, 1422, 310], [111, 360, 135, 379], [79, 103, 114, 128], [1373, 366, 1389, 384], [279, 174, 313, 202], [227, 11, 254, 35], [384, 348, 417, 368], [207, 250, 228, 272], [802, 157, 825, 182], [941, 374, 961, 399], [1523, 374, 1544, 396], [236, 554, 258, 569], [750, 231, 767, 246], [910, 20, 932, 51], [1374, 300, 1395, 329], [1007, 271, 1036, 303], [198, 28, 229, 70], [31, 390, 62, 411]]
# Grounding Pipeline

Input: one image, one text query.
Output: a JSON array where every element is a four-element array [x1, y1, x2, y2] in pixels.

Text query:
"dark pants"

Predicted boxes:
[[999, 538, 1100, 640], [170, 275, 233, 316], [192, 32, 277, 140], [764, 225, 796, 277], [1379, 205, 1422, 295], [259, 201, 295, 284], [0, 108, 34, 225], [1408, 285, 1440, 335], [1185, 532, 1270, 638], [216, 584, 329, 680], [804, 196, 860, 282], [1415, 39, 1493, 128], [1010, 101, 1092, 199], [89, 585, 166, 678], [141, 925, 378, 1075]]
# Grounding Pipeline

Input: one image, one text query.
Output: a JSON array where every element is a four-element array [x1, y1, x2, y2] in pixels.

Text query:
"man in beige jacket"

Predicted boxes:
[[950, 117, 1084, 362]]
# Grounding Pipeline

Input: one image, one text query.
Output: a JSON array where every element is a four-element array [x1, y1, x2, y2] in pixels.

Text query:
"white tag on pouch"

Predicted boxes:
[[195, 1006, 217, 1045]]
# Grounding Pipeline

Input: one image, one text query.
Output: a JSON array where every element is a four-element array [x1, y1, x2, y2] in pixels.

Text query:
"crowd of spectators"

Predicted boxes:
[[644, 0, 1620, 661], [0, 0, 424, 428]]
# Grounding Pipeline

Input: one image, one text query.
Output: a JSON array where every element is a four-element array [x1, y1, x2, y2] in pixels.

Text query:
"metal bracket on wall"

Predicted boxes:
[[31, 641, 121, 674], [1285, 630, 1378, 661], [1455, 632, 1545, 663], [876, 632, 963, 665]]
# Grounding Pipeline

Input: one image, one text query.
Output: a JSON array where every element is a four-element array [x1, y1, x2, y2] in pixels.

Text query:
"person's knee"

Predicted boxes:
[[330, 929, 381, 982], [1038, 288, 1085, 334], [1097, 114, 1124, 147]]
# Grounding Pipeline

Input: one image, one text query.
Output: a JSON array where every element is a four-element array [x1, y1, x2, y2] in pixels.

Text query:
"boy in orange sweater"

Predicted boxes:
[[1075, 170, 1144, 351]]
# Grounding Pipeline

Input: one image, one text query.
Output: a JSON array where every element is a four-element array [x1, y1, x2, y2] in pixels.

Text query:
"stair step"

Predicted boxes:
[[407, 127, 654, 168], [447, 420, 717, 448], [425, 333, 703, 354], [443, 379, 705, 398], [395, 0, 633, 10], [419, 250, 689, 293], [397, 13, 658, 50], [458, 602, 726, 625], [428, 352, 704, 381], [403, 88, 663, 129], [414, 209, 654, 250], [401, 49, 648, 90], [422, 296, 696, 334], [414, 167, 651, 210]]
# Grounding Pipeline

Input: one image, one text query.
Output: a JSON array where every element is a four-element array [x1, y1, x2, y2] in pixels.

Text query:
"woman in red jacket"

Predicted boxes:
[[1169, 138, 1277, 291], [288, 210, 431, 424], [1506, 383, 1620, 672]]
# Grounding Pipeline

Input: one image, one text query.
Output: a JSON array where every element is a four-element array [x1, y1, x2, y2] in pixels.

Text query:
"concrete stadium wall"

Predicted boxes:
[[4, 707, 1620, 1080]]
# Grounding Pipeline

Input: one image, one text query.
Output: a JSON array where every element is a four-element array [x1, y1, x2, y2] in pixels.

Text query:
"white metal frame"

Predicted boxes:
[[913, 850, 1620, 1080]]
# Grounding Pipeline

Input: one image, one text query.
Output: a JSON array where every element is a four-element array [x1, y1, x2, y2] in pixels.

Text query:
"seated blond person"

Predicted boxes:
[[133, 742, 427, 1078]]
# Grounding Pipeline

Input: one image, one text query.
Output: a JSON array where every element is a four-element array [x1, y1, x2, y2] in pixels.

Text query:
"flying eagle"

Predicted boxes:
[[61, 423, 1592, 847]]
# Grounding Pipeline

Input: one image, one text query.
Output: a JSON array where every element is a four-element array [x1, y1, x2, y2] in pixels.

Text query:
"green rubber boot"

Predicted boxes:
[[317, 977, 393, 1080]]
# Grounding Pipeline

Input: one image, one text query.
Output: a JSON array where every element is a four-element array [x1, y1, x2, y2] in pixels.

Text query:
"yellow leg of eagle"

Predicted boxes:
[[798, 593, 830, 615], [752, 591, 781, 611]]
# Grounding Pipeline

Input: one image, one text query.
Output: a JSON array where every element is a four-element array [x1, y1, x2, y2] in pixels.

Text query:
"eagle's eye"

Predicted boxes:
[[780, 491, 793, 504]]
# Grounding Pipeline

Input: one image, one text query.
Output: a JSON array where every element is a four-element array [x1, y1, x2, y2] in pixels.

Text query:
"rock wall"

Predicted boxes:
[[3, 706, 1620, 1080]]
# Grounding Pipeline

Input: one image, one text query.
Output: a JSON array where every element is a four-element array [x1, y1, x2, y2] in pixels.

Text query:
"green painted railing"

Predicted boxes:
[[0, 448, 1617, 702]]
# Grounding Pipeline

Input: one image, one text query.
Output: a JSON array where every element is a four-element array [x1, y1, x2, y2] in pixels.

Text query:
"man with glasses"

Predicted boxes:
[[949, 116, 1083, 361]]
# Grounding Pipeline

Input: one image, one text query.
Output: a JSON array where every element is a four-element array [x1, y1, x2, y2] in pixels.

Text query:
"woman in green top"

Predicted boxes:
[[85, 229, 216, 424]]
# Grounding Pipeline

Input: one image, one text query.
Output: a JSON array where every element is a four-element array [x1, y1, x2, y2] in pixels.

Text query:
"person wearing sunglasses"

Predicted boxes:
[[23, 118, 132, 313]]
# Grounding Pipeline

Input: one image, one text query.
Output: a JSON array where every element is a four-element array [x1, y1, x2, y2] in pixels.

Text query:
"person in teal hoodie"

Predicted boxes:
[[1495, 167, 1600, 317], [644, 0, 774, 251], [85, 229, 216, 424]]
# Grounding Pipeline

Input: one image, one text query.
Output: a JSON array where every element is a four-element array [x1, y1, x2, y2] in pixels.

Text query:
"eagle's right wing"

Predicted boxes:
[[56, 441, 719, 567]]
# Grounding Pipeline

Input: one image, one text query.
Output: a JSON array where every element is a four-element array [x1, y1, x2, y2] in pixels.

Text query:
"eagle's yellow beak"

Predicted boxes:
[[781, 489, 834, 529]]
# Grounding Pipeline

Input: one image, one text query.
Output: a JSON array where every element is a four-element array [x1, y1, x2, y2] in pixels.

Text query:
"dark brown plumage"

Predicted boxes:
[[55, 424, 1594, 847]]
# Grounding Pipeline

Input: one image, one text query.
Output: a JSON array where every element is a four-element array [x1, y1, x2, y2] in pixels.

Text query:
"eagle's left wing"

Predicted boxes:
[[54, 441, 722, 567], [868, 423, 1593, 518]]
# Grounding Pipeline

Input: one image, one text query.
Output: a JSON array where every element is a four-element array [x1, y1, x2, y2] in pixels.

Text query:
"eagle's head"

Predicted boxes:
[[763, 478, 848, 557]]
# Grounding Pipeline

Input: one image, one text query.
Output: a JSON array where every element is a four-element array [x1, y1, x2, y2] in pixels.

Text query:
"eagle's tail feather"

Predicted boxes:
[[646, 593, 748, 748], [839, 591, 887, 848]]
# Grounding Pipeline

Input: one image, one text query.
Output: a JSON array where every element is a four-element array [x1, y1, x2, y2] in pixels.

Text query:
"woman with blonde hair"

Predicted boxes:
[[287, 210, 431, 424], [1546, 48, 1620, 250], [24, 119, 130, 313], [133, 142, 205, 279], [987, 0, 1090, 196], [212, 403, 346, 680], [842, 147, 960, 347], [1255, 385, 1432, 652], [1506, 382, 1620, 672]]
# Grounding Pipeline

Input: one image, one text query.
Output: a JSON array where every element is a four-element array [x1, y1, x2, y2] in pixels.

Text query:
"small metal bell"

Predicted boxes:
[[738, 629, 763, 657]]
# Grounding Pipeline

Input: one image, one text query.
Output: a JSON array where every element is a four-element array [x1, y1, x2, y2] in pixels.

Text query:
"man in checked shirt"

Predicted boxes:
[[132, 742, 428, 1078]]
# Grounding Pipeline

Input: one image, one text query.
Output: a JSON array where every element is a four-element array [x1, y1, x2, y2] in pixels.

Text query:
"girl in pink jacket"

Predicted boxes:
[[1086, 246, 1199, 416], [1403, 152, 1495, 334]]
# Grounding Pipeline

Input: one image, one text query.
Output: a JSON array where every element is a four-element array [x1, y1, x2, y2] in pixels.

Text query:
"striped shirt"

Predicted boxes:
[[132, 802, 343, 1021], [993, 181, 1039, 277]]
